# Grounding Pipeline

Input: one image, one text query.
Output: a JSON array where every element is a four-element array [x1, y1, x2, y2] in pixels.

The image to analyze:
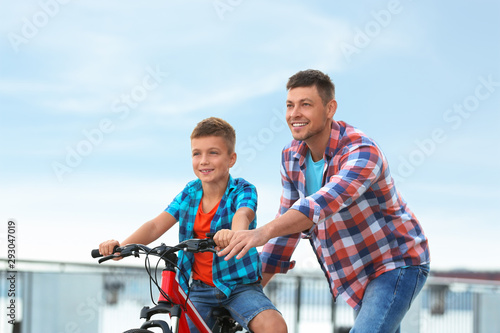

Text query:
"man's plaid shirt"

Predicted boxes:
[[261, 121, 430, 310]]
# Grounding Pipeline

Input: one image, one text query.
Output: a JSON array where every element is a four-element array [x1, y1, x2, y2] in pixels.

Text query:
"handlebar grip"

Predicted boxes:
[[91, 249, 102, 258], [91, 245, 119, 258]]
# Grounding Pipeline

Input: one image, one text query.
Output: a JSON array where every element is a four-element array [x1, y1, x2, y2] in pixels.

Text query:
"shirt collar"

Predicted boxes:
[[189, 174, 235, 194], [324, 120, 342, 158]]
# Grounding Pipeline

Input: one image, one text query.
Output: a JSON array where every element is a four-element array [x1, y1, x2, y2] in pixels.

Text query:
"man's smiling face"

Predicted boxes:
[[286, 85, 333, 143]]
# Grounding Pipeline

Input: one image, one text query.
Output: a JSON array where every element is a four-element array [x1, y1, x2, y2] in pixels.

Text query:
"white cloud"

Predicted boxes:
[[2, 1, 355, 116]]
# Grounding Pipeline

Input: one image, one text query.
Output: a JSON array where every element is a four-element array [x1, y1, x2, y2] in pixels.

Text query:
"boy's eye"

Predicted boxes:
[[192, 152, 200, 156], [210, 151, 219, 155]]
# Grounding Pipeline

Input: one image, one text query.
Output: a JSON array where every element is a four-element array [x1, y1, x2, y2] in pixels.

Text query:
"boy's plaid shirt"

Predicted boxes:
[[261, 121, 430, 310], [165, 175, 261, 297]]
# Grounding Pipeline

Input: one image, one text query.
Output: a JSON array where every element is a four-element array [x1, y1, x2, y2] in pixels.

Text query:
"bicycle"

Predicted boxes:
[[91, 237, 245, 333]]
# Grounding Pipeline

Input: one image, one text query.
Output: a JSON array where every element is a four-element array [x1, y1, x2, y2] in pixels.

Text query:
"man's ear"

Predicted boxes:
[[327, 99, 338, 119]]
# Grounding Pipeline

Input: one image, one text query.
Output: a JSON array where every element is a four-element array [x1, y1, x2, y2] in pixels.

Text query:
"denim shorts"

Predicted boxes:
[[186, 280, 279, 332]]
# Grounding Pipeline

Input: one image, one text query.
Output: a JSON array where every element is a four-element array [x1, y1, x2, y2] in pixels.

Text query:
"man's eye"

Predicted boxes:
[[210, 151, 219, 154], [193, 152, 200, 156]]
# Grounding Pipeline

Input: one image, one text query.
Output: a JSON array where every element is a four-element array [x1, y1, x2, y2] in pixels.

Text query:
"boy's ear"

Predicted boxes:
[[229, 152, 237, 168]]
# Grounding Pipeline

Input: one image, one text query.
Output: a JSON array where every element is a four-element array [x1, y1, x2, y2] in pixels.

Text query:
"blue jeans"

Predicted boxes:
[[187, 280, 279, 332], [351, 264, 430, 333]]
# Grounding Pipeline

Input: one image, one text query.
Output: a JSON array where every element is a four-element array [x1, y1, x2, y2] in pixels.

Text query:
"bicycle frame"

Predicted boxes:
[[92, 240, 241, 333], [155, 267, 212, 333]]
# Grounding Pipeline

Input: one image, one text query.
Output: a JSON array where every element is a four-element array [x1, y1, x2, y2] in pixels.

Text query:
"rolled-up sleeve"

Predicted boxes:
[[260, 154, 301, 273], [261, 233, 299, 273], [235, 181, 258, 213], [277, 158, 300, 216], [165, 188, 185, 220]]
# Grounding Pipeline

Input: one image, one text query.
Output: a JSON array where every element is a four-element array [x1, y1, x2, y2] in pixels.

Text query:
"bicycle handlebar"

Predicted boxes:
[[90, 246, 118, 259], [91, 237, 217, 264]]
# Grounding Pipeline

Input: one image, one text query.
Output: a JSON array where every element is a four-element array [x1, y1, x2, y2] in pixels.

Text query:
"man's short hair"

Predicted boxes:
[[286, 69, 335, 105], [191, 117, 236, 153]]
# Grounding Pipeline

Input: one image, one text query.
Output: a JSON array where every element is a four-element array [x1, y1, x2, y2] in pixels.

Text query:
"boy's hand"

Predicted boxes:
[[98, 239, 121, 259], [213, 229, 234, 250]]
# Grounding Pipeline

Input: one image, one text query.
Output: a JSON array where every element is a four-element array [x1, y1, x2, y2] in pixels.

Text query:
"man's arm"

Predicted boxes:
[[218, 208, 313, 260], [219, 144, 384, 261], [261, 272, 276, 287]]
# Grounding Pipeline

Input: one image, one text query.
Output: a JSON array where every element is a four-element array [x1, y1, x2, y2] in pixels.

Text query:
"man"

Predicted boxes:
[[219, 70, 430, 332]]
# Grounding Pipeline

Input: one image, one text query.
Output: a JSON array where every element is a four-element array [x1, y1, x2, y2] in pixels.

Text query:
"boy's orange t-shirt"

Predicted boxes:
[[191, 199, 220, 286]]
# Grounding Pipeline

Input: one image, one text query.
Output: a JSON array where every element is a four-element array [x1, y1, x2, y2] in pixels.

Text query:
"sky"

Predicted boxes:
[[1, 0, 499, 273]]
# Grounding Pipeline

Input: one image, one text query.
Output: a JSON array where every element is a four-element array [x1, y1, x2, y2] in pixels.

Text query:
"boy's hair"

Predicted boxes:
[[286, 69, 335, 105], [191, 117, 236, 153]]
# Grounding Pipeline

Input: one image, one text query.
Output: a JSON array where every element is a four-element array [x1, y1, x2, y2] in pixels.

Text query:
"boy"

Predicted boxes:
[[98, 117, 286, 333]]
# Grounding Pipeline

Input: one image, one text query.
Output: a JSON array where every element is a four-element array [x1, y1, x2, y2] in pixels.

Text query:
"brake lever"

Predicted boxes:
[[203, 233, 218, 253], [200, 247, 218, 254], [177, 240, 197, 252], [98, 253, 122, 264], [178, 239, 217, 253]]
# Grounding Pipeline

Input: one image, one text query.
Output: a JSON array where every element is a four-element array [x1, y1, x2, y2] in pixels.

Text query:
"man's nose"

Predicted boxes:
[[288, 105, 301, 119]]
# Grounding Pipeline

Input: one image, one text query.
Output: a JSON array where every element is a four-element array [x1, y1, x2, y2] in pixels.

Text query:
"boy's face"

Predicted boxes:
[[191, 135, 236, 186]]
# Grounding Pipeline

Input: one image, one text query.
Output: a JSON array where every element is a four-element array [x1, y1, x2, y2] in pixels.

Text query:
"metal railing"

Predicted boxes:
[[266, 273, 500, 333], [1, 259, 500, 333]]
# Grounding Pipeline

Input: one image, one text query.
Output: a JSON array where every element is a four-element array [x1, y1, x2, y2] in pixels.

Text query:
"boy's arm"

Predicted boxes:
[[213, 207, 254, 249], [99, 211, 177, 256], [231, 207, 255, 231]]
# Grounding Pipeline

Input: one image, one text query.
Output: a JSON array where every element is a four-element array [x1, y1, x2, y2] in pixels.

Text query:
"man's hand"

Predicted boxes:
[[218, 210, 313, 260], [217, 228, 269, 260]]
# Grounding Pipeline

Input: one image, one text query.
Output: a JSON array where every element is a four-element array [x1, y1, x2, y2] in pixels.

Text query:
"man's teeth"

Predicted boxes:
[[292, 123, 307, 127]]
